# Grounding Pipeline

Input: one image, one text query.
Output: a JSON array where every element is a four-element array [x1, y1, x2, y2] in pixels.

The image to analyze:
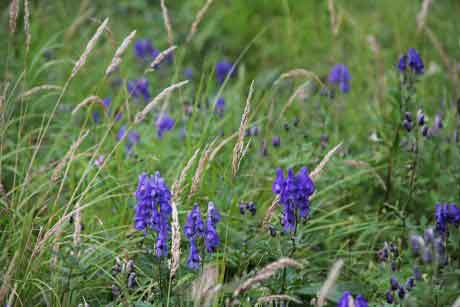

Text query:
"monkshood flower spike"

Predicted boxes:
[[338, 291, 368, 307], [205, 201, 221, 253], [128, 78, 151, 101], [272, 167, 315, 232], [435, 203, 460, 237], [398, 48, 424, 75], [328, 64, 351, 93], [134, 171, 172, 257]]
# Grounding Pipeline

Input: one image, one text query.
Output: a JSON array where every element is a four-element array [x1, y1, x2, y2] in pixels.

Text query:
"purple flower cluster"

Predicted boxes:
[[128, 78, 150, 102], [338, 291, 367, 307], [156, 113, 175, 138], [385, 275, 415, 303], [272, 167, 315, 232], [134, 172, 172, 257], [184, 202, 221, 269], [214, 97, 225, 114], [239, 201, 256, 216], [215, 60, 236, 84], [435, 203, 460, 236], [410, 228, 447, 266], [328, 64, 351, 93], [134, 39, 159, 62], [398, 48, 424, 75]]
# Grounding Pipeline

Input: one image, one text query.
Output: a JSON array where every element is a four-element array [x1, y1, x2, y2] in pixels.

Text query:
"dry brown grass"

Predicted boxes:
[[106, 30, 137, 76], [316, 259, 344, 307], [186, 0, 214, 43], [9, 0, 19, 35], [160, 0, 174, 46]]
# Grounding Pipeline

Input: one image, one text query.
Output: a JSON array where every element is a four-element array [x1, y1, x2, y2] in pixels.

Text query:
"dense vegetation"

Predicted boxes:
[[1, 0, 460, 306]]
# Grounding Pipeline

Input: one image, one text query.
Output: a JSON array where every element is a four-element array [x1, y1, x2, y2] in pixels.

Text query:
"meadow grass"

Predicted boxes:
[[1, 0, 460, 306]]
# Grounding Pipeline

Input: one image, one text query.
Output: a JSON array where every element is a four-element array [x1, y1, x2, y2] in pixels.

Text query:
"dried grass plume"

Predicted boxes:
[[106, 30, 137, 76], [316, 259, 344, 307], [186, 0, 214, 43]]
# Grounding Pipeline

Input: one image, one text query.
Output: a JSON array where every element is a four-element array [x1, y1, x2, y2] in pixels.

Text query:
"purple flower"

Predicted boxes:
[[184, 67, 193, 79], [116, 125, 127, 141], [390, 276, 399, 290], [398, 48, 424, 74], [134, 39, 158, 61], [435, 203, 460, 236], [134, 172, 172, 257], [215, 60, 236, 84], [115, 112, 123, 122], [156, 113, 175, 138], [386, 291, 394, 304], [272, 136, 280, 147], [184, 204, 205, 240], [328, 64, 351, 93], [94, 155, 105, 167], [205, 202, 220, 253], [187, 239, 201, 270], [128, 79, 150, 102], [215, 97, 225, 114], [272, 167, 315, 232], [338, 292, 367, 307], [92, 111, 101, 123], [338, 291, 352, 307]]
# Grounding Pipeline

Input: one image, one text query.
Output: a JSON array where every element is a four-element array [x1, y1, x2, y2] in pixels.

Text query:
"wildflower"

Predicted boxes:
[[328, 64, 351, 93], [205, 202, 221, 253], [424, 228, 435, 244], [128, 78, 150, 101], [239, 202, 246, 215], [413, 266, 422, 280], [386, 291, 394, 304], [417, 109, 425, 126], [156, 113, 175, 138], [184, 204, 205, 240], [410, 235, 424, 255], [187, 239, 201, 269], [435, 203, 460, 236], [134, 172, 172, 257], [134, 39, 159, 61], [272, 136, 281, 147], [390, 276, 399, 291], [272, 167, 315, 232], [421, 125, 429, 136], [94, 155, 105, 167], [398, 48, 424, 75], [338, 291, 368, 307], [215, 97, 225, 114], [405, 277, 415, 291], [184, 67, 193, 79], [127, 272, 137, 289], [215, 60, 236, 84], [434, 114, 443, 129], [247, 202, 256, 216], [397, 286, 406, 299]]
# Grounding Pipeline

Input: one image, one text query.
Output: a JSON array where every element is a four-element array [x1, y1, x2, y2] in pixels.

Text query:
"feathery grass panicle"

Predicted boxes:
[[71, 95, 102, 115], [257, 295, 302, 305], [233, 258, 302, 298], [209, 131, 238, 161], [189, 140, 217, 199], [417, 0, 433, 32], [160, 0, 174, 46], [261, 196, 280, 228], [24, 0, 31, 53], [9, 0, 19, 35], [134, 80, 189, 124], [186, 0, 214, 43], [170, 148, 201, 279], [316, 259, 344, 307], [147, 45, 177, 72], [0, 251, 18, 303], [191, 264, 219, 304], [172, 147, 201, 199], [19, 85, 62, 99], [310, 142, 343, 180], [70, 17, 109, 80], [274, 68, 323, 86], [73, 202, 82, 250], [280, 80, 311, 117], [105, 30, 137, 76], [51, 130, 90, 181], [327, 0, 339, 35], [232, 81, 254, 176]]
